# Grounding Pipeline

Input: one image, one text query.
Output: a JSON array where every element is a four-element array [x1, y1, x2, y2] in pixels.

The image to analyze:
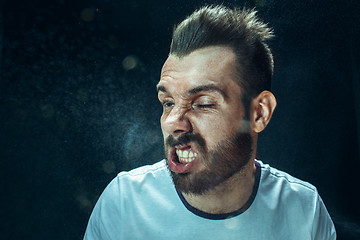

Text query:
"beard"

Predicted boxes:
[[164, 128, 253, 195]]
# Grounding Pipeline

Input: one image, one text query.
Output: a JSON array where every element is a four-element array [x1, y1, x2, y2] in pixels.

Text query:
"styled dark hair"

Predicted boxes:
[[170, 5, 274, 111]]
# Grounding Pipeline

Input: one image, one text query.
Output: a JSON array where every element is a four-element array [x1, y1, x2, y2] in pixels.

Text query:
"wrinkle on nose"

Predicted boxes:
[[163, 106, 192, 136]]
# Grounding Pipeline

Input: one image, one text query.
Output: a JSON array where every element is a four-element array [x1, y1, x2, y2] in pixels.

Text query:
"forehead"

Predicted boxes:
[[158, 46, 238, 92]]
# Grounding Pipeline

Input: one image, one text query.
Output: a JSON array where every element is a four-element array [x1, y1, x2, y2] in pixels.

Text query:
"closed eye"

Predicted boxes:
[[196, 104, 215, 108], [192, 96, 217, 110]]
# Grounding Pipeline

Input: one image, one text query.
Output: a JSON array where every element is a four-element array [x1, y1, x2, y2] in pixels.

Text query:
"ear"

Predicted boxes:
[[250, 91, 277, 133]]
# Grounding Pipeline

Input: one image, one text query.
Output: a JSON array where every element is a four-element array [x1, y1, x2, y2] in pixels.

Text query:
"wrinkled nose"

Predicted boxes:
[[161, 106, 192, 137]]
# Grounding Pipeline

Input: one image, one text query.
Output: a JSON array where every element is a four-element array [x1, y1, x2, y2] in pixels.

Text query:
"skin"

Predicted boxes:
[[157, 46, 277, 214]]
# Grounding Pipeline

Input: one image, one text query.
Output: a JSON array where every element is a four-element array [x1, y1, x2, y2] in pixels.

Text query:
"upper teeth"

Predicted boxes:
[[176, 149, 198, 163]]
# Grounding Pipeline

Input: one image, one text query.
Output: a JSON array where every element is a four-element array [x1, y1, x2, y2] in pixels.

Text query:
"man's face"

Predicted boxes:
[[157, 46, 253, 195]]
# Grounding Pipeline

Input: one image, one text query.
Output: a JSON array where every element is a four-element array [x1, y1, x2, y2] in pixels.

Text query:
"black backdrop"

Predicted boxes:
[[1, 0, 359, 239]]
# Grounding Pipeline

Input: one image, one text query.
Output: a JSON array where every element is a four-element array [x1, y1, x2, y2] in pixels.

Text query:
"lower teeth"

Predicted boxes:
[[179, 157, 195, 163]]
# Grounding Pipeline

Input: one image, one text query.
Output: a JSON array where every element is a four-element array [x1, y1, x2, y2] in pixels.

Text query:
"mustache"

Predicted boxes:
[[166, 132, 206, 148]]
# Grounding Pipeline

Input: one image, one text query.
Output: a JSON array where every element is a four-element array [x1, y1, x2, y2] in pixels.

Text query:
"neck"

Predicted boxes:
[[182, 159, 257, 214]]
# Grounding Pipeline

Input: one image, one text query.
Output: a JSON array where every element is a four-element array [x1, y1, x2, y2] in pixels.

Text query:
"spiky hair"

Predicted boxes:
[[170, 5, 274, 110]]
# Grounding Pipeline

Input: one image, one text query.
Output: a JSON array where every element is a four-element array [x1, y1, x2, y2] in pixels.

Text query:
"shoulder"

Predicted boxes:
[[254, 161, 336, 239], [91, 159, 175, 224], [84, 161, 170, 239], [257, 160, 317, 195], [89, 160, 171, 220], [255, 160, 320, 213], [119, 159, 168, 178], [105, 160, 170, 193]]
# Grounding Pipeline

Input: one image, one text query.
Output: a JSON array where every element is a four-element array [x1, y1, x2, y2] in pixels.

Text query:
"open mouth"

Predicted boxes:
[[175, 146, 198, 163], [168, 145, 198, 173]]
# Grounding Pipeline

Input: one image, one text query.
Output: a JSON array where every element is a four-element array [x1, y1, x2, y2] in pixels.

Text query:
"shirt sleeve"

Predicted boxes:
[[83, 177, 123, 240], [311, 193, 337, 240], [83, 193, 115, 240], [83, 208, 101, 240]]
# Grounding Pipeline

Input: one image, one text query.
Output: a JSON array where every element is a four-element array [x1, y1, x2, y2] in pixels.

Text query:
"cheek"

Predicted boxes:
[[161, 126, 169, 140], [198, 114, 231, 130], [196, 114, 243, 146], [160, 119, 170, 141], [195, 118, 228, 146], [160, 114, 167, 131]]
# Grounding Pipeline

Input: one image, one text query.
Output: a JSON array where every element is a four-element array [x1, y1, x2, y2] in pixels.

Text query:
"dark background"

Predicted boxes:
[[1, 0, 359, 239]]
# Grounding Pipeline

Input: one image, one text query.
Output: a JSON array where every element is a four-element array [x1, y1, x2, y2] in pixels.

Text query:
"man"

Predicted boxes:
[[84, 5, 336, 239]]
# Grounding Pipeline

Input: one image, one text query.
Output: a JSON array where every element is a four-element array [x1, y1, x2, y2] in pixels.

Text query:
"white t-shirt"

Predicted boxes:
[[84, 160, 336, 240]]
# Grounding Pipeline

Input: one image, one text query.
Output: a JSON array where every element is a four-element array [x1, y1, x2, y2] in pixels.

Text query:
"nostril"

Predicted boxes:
[[173, 129, 185, 135], [173, 121, 193, 136], [174, 129, 184, 133]]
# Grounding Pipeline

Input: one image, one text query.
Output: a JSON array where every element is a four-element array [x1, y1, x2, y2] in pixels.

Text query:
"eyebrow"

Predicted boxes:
[[156, 85, 167, 93], [156, 84, 228, 99]]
